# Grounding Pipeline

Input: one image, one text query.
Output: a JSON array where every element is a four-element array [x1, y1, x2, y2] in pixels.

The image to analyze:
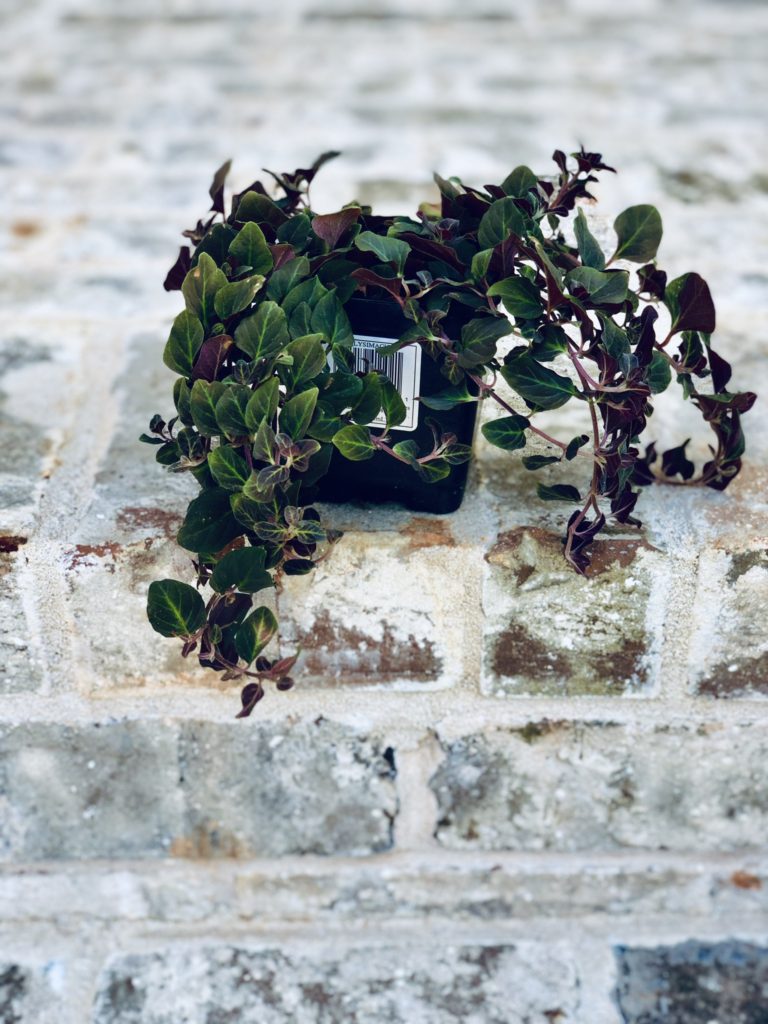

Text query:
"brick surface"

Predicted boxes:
[[615, 941, 768, 1024], [278, 526, 481, 689], [690, 547, 768, 698], [482, 527, 667, 697], [431, 722, 768, 852], [0, 720, 396, 860], [92, 943, 581, 1024]]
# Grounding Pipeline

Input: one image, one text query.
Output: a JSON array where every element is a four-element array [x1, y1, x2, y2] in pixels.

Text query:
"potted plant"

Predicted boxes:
[[142, 148, 755, 715]]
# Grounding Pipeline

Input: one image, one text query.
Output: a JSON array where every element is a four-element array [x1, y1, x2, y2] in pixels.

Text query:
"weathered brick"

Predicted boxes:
[[691, 546, 768, 697], [482, 527, 667, 696], [176, 719, 396, 857], [0, 958, 61, 1024], [0, 722, 183, 861], [92, 943, 580, 1024], [0, 337, 64, 535], [0, 719, 396, 861], [0, 542, 44, 693], [431, 721, 768, 852], [615, 941, 768, 1024], [278, 525, 480, 689]]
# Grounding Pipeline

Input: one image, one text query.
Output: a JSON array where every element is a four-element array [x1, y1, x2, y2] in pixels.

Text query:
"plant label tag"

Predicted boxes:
[[351, 334, 422, 432]]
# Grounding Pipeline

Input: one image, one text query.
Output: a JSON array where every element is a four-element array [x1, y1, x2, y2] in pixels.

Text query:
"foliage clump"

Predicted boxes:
[[143, 149, 755, 714]]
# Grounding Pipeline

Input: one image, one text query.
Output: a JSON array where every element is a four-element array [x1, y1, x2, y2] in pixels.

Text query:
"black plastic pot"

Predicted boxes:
[[316, 298, 478, 514]]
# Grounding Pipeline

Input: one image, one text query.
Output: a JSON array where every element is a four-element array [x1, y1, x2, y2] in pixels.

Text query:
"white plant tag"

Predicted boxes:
[[351, 334, 422, 432]]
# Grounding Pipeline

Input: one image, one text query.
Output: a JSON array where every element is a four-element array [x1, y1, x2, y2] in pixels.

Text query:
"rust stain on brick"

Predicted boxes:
[[401, 516, 456, 552], [586, 538, 655, 577], [590, 637, 648, 685], [697, 651, 768, 697], [169, 824, 250, 859], [730, 869, 762, 890], [492, 622, 570, 680], [116, 506, 179, 540], [0, 535, 27, 553], [66, 543, 121, 571], [11, 220, 41, 238], [298, 609, 440, 682]]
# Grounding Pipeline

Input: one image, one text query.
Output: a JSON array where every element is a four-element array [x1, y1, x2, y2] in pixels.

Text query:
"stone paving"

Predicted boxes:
[[1, 0, 768, 1020]]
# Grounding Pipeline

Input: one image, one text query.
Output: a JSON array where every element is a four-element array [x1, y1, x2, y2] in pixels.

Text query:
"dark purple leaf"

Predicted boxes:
[[209, 160, 232, 215], [164, 247, 192, 292]]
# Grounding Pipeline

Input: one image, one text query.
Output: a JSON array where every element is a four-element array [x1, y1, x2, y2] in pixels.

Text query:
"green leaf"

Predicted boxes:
[[566, 266, 629, 306], [442, 443, 472, 465], [477, 197, 526, 249], [210, 546, 273, 594], [380, 378, 406, 429], [147, 580, 206, 638], [280, 387, 318, 440], [351, 372, 383, 424], [522, 455, 560, 470], [392, 439, 420, 467], [190, 380, 226, 436], [213, 274, 265, 319], [193, 224, 237, 267], [501, 165, 538, 198], [181, 252, 228, 326], [537, 483, 582, 503], [565, 434, 590, 460], [332, 424, 375, 461], [173, 377, 194, 426], [177, 488, 243, 554], [321, 370, 363, 414], [481, 414, 529, 451], [612, 204, 663, 263], [501, 351, 578, 410], [277, 212, 312, 248], [235, 301, 289, 360], [487, 276, 544, 319], [647, 351, 672, 394], [163, 310, 204, 376], [419, 382, 477, 411], [308, 402, 343, 442], [597, 313, 631, 362], [458, 316, 513, 368], [310, 291, 354, 348], [470, 248, 494, 281], [574, 208, 605, 270], [215, 384, 252, 438], [266, 256, 310, 303], [230, 493, 267, 532], [354, 231, 411, 274], [293, 518, 327, 544], [282, 277, 328, 317], [245, 378, 279, 431], [284, 334, 327, 385], [252, 418, 276, 464], [235, 191, 288, 230], [235, 606, 278, 663], [289, 302, 313, 339], [228, 222, 274, 275], [664, 272, 716, 335], [418, 459, 450, 483], [208, 446, 250, 491]]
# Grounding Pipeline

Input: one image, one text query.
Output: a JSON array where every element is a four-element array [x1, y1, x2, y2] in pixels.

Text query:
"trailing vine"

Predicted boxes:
[[142, 148, 755, 715]]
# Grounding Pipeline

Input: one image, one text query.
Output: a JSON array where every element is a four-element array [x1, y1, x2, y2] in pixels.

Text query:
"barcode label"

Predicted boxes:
[[351, 334, 422, 432]]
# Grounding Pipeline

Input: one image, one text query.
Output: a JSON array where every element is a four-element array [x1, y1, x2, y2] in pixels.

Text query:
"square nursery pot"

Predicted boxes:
[[316, 297, 478, 514]]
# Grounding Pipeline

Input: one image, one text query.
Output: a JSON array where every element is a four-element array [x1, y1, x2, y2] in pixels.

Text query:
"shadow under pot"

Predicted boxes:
[[315, 297, 478, 514]]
